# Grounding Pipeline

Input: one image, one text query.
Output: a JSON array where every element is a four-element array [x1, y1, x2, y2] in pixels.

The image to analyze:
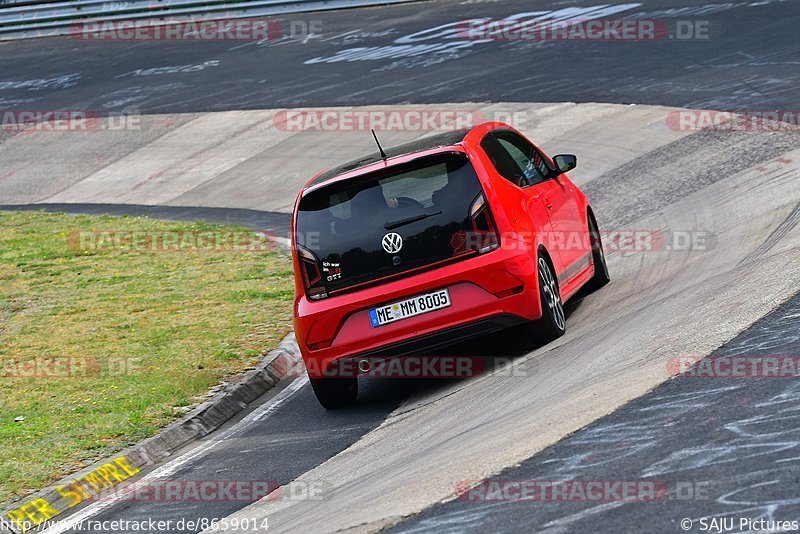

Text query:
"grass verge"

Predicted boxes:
[[0, 211, 294, 505]]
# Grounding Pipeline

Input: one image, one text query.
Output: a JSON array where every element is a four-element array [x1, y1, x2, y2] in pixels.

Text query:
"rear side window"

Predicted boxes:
[[480, 134, 523, 185], [481, 131, 555, 187], [296, 153, 484, 294]]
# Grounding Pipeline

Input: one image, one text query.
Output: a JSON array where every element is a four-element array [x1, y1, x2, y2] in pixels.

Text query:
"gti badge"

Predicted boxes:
[[382, 232, 403, 254]]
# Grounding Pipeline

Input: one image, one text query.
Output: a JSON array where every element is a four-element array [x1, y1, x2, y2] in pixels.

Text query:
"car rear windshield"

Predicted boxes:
[[296, 152, 484, 294]]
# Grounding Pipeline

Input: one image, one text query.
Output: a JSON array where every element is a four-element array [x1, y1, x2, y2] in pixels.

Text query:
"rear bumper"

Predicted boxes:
[[352, 314, 526, 359], [294, 246, 540, 378]]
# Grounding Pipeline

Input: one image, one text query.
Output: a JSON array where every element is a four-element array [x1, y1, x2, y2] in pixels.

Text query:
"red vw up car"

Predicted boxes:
[[292, 122, 609, 408]]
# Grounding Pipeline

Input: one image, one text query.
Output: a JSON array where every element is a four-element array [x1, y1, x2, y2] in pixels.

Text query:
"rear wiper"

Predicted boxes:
[[384, 211, 442, 230]]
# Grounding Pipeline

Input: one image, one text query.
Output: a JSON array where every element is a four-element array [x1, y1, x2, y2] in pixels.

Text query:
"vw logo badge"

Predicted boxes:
[[382, 232, 403, 254]]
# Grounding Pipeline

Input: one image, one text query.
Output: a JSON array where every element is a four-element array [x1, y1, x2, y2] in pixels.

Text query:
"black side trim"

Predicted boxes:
[[557, 252, 592, 285]]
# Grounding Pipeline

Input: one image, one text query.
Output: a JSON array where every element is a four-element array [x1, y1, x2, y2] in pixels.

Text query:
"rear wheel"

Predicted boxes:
[[586, 215, 610, 291], [309, 376, 358, 410], [527, 255, 566, 343]]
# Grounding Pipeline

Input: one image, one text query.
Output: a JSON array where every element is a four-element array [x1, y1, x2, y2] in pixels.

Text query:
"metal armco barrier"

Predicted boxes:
[[0, 0, 414, 40]]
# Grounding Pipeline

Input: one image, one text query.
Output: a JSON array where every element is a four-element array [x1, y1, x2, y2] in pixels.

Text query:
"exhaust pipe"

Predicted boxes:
[[358, 359, 371, 373]]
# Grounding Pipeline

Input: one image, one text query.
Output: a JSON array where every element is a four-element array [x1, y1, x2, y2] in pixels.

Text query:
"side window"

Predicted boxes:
[[494, 131, 554, 187], [480, 133, 524, 186]]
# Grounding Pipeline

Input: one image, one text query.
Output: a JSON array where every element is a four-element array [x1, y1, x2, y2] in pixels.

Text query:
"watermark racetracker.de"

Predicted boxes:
[[67, 230, 278, 253], [666, 110, 800, 132], [455, 479, 711, 502], [0, 357, 141, 379], [454, 18, 712, 41], [68, 18, 322, 41], [0, 110, 140, 132], [667, 356, 800, 378], [273, 108, 528, 131]]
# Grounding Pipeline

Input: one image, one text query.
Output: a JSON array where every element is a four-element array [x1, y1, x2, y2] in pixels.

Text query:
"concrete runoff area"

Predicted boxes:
[[0, 103, 692, 216], [0, 103, 797, 533]]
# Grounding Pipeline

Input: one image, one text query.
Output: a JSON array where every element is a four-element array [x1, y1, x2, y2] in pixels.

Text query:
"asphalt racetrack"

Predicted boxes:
[[0, 0, 797, 113], [0, 0, 799, 532]]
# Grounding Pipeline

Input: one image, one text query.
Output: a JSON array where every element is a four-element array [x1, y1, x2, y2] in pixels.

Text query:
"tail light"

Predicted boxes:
[[297, 245, 328, 300], [468, 193, 500, 254]]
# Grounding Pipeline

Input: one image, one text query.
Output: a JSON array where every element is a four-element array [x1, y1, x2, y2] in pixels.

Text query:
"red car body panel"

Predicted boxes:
[[291, 122, 596, 379]]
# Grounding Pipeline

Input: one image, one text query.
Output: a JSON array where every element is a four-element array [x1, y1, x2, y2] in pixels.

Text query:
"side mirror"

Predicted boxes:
[[553, 154, 577, 173]]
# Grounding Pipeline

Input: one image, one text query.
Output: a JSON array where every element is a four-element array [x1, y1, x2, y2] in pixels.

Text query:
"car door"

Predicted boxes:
[[479, 131, 567, 276], [491, 130, 586, 283]]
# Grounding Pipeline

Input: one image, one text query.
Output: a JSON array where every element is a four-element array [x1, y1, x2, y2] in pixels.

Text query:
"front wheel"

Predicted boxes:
[[526, 255, 566, 344], [309, 376, 358, 410]]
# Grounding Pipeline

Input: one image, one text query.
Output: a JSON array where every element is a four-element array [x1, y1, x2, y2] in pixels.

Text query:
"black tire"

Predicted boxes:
[[309, 376, 358, 410], [526, 254, 566, 344], [585, 214, 610, 291]]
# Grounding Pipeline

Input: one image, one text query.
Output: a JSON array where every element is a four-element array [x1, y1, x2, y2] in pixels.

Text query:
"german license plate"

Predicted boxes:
[[368, 289, 451, 327]]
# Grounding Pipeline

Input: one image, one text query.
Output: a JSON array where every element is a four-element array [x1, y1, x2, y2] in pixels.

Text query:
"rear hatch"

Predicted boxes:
[[295, 152, 496, 299]]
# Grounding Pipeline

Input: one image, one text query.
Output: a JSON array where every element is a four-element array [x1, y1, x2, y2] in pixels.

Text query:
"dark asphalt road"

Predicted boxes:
[[47, 325, 543, 534], [392, 292, 800, 533], [0, 0, 797, 114], [72, 379, 409, 534]]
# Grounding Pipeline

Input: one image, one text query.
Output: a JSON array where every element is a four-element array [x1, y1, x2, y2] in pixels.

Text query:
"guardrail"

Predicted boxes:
[[0, 0, 413, 40]]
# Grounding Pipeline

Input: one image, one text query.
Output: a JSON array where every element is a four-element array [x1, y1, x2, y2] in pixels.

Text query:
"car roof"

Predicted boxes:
[[306, 128, 471, 190]]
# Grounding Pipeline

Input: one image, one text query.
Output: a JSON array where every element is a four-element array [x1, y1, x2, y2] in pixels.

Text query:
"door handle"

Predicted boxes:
[[543, 198, 553, 209]]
